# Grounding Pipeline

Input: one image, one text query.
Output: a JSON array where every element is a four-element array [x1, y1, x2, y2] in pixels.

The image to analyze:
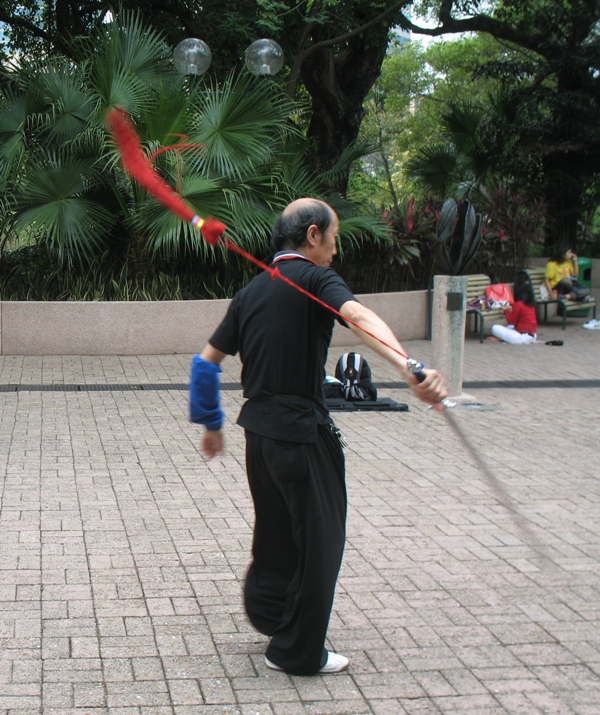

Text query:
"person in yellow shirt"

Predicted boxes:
[[545, 247, 589, 301]]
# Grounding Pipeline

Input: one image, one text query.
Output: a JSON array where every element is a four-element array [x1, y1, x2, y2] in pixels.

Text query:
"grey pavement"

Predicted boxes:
[[0, 317, 599, 714]]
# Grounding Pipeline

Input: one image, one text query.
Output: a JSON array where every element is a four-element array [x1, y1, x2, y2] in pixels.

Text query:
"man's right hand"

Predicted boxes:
[[202, 429, 224, 459]]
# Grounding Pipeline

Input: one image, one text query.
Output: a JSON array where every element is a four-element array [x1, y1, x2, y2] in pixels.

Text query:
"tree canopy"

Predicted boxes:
[[1, 0, 599, 250], [0, 10, 394, 302]]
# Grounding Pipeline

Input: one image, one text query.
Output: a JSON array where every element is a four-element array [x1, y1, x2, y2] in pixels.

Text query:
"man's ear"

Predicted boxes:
[[306, 224, 320, 246]]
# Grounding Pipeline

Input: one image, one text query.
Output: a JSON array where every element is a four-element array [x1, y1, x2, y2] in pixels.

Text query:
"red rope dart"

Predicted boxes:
[[106, 112, 551, 555], [106, 108, 226, 246], [106, 107, 409, 359]]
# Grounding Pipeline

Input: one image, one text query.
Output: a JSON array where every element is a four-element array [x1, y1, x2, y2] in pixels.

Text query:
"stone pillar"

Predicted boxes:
[[431, 275, 467, 398]]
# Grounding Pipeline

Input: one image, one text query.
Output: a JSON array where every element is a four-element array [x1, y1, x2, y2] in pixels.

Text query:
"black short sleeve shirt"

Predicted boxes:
[[209, 253, 356, 441]]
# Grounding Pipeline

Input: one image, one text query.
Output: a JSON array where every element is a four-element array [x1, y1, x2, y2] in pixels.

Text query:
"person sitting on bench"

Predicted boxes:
[[487, 280, 538, 345], [545, 246, 590, 302]]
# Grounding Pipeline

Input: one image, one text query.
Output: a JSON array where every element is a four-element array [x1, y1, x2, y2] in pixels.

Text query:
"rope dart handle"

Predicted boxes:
[[407, 358, 455, 408]]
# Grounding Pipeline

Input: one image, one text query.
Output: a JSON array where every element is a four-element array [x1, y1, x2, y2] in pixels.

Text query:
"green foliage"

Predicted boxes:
[[469, 188, 547, 282], [350, 34, 510, 209], [405, 144, 459, 198], [0, 10, 390, 299], [190, 73, 295, 179], [406, 100, 500, 199], [334, 196, 440, 293], [2, 1, 599, 255], [0, 244, 251, 301], [13, 154, 117, 265]]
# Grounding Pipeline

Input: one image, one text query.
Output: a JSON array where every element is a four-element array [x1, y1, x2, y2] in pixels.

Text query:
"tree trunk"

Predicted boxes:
[[55, 0, 88, 55], [301, 24, 390, 196], [543, 158, 582, 250], [542, 65, 597, 250]]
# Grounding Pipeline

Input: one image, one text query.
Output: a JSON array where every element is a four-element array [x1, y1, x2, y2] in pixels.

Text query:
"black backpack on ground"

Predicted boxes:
[[334, 352, 377, 402]]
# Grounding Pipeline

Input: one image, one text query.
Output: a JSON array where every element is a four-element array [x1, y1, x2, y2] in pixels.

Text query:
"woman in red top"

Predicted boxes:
[[488, 282, 538, 344]]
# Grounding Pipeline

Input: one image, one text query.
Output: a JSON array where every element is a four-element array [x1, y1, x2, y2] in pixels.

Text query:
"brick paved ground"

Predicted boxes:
[[0, 317, 599, 714]]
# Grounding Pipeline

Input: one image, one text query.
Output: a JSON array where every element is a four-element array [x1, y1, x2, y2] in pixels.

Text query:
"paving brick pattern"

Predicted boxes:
[[0, 319, 599, 714]]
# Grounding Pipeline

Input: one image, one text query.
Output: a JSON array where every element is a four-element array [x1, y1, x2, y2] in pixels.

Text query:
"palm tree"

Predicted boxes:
[[405, 100, 496, 200], [0, 11, 390, 298]]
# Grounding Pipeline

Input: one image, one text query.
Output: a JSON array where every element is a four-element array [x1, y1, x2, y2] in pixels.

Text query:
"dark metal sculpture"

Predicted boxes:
[[436, 198, 483, 275]]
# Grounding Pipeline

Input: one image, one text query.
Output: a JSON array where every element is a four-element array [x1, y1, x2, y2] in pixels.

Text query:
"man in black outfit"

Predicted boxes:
[[195, 198, 447, 675]]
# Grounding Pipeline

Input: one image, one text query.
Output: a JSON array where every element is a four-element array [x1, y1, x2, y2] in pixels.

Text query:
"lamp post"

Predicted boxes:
[[171, 37, 283, 292]]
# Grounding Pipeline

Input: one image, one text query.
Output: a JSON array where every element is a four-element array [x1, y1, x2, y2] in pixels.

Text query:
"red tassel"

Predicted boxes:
[[201, 218, 226, 246], [106, 108, 227, 243]]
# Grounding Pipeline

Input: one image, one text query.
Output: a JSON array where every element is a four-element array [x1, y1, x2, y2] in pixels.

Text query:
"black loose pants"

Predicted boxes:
[[243, 423, 346, 675]]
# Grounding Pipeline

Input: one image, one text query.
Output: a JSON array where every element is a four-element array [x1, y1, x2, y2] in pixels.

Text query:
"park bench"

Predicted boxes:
[[428, 274, 508, 342], [516, 267, 597, 330], [465, 274, 508, 343]]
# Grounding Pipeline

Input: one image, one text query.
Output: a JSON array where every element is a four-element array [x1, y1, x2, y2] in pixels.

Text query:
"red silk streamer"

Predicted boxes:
[[106, 108, 225, 246], [106, 107, 407, 359]]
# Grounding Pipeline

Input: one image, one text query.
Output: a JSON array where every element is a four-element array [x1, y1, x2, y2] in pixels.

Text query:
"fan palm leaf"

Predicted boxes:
[[75, 10, 173, 85], [189, 73, 296, 179], [32, 62, 95, 142], [323, 194, 393, 256], [88, 63, 153, 117], [0, 86, 47, 173], [405, 144, 459, 197], [271, 157, 323, 202], [441, 101, 486, 156], [14, 155, 116, 267], [138, 82, 190, 144], [79, 11, 173, 117], [219, 179, 283, 250], [336, 214, 393, 254], [320, 139, 376, 191], [137, 174, 227, 258]]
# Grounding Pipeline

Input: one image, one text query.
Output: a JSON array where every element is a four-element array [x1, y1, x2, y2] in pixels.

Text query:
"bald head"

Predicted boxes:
[[281, 198, 330, 217], [271, 198, 336, 252]]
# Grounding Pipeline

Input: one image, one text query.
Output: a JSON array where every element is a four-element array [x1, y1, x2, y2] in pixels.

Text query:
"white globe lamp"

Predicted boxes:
[[173, 38, 212, 76], [245, 39, 284, 76]]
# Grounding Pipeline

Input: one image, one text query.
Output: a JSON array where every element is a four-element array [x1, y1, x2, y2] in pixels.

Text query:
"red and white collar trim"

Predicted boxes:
[[271, 251, 318, 266]]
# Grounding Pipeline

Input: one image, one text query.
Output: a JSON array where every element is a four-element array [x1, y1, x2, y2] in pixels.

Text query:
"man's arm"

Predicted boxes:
[[196, 344, 228, 459], [339, 300, 448, 409], [201, 343, 228, 365]]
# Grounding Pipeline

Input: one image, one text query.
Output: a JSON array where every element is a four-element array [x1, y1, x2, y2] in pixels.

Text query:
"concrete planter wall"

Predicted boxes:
[[0, 290, 428, 355], [2, 257, 597, 356]]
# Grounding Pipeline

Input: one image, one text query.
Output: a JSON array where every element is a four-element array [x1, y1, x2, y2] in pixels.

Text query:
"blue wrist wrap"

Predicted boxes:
[[189, 355, 224, 430]]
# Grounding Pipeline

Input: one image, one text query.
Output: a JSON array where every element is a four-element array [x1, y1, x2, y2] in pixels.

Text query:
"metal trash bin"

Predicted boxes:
[[578, 256, 592, 289], [561, 256, 593, 317]]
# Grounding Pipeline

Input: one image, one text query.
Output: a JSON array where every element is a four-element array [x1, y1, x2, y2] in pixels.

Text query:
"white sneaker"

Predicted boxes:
[[318, 651, 349, 673], [264, 657, 284, 671], [265, 651, 349, 674], [583, 319, 600, 329]]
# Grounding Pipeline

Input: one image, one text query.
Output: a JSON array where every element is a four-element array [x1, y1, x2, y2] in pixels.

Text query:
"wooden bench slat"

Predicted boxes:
[[464, 274, 508, 342]]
